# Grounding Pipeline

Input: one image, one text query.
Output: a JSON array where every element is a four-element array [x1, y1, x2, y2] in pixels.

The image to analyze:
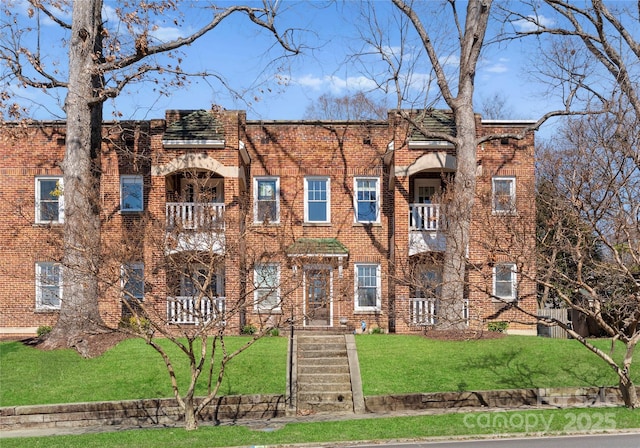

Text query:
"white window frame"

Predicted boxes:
[[354, 263, 381, 312], [493, 262, 517, 301], [35, 177, 64, 223], [254, 263, 281, 312], [304, 177, 331, 223], [121, 262, 145, 301], [35, 262, 62, 310], [254, 177, 280, 224], [492, 176, 516, 214], [354, 177, 380, 224], [120, 175, 144, 212]]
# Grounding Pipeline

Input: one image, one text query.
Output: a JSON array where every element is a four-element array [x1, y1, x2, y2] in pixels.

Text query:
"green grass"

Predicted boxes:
[[1, 334, 639, 407], [356, 335, 640, 395], [0, 336, 287, 406], [2, 407, 640, 447]]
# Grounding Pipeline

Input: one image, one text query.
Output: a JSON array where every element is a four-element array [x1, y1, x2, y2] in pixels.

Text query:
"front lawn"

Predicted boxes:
[[0, 336, 287, 407], [1, 334, 638, 407], [356, 334, 640, 395]]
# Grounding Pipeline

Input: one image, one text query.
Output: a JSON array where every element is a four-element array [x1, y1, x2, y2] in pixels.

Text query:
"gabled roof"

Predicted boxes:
[[286, 238, 349, 257], [163, 110, 224, 142], [409, 109, 456, 141]]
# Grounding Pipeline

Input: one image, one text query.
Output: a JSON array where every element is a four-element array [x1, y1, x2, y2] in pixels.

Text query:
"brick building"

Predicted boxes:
[[0, 109, 537, 338]]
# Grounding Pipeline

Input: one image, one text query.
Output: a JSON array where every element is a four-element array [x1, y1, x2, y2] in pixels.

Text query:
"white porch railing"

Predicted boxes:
[[409, 203, 440, 231], [166, 202, 225, 230], [167, 296, 225, 324], [410, 297, 437, 325], [409, 297, 469, 326]]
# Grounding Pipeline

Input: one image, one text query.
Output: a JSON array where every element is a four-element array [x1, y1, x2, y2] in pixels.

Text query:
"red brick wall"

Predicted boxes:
[[0, 112, 537, 337]]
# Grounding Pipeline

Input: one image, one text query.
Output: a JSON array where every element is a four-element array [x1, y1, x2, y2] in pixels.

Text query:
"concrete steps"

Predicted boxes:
[[295, 335, 354, 414]]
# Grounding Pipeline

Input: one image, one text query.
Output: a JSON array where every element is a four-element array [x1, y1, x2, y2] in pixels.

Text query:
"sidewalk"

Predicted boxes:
[[0, 405, 526, 439]]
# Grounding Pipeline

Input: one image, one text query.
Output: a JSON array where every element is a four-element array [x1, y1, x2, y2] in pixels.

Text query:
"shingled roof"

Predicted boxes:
[[286, 238, 349, 257], [163, 110, 224, 142], [409, 109, 456, 141]]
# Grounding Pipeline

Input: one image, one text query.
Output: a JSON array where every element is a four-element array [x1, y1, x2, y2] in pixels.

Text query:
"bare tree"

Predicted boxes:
[[495, 0, 640, 408], [106, 172, 299, 430], [479, 92, 514, 120], [303, 91, 388, 120], [534, 112, 640, 408], [388, 0, 498, 327], [0, 0, 299, 354], [353, 1, 569, 329]]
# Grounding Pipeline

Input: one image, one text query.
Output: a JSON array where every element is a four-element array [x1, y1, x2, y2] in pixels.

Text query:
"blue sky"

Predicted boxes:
[[6, 0, 563, 134]]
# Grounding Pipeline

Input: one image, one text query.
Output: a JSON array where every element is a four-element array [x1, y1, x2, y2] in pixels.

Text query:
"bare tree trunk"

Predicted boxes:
[[619, 375, 638, 409], [437, 1, 490, 328], [42, 0, 106, 356], [620, 343, 639, 408], [183, 396, 198, 431], [439, 105, 477, 328]]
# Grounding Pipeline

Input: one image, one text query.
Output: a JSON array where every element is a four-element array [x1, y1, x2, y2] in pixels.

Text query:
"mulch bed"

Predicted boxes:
[[421, 329, 506, 341]]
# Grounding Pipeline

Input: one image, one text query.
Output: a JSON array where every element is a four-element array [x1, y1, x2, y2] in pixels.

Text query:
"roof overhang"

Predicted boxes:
[[162, 139, 226, 149], [408, 140, 455, 150]]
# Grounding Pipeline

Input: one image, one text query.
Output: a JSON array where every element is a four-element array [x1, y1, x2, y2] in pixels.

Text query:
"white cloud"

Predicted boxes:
[[438, 54, 459, 67], [292, 74, 378, 93], [513, 15, 555, 32], [150, 26, 184, 42], [102, 4, 120, 25]]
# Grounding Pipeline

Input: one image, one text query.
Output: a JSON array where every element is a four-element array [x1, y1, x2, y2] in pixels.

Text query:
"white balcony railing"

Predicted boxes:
[[409, 203, 440, 231], [409, 297, 437, 325], [409, 297, 469, 326], [166, 202, 225, 231], [167, 296, 225, 324]]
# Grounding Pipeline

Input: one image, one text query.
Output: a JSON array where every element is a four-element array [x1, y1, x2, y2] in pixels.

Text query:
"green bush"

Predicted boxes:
[[36, 325, 52, 338], [241, 324, 257, 335], [120, 316, 150, 333], [269, 328, 280, 337], [487, 321, 509, 333], [370, 326, 384, 334]]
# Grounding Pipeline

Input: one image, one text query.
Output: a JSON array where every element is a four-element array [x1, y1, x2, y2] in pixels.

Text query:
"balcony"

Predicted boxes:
[[166, 202, 225, 231], [409, 204, 446, 254], [409, 297, 437, 325], [409, 297, 469, 326], [167, 296, 225, 324]]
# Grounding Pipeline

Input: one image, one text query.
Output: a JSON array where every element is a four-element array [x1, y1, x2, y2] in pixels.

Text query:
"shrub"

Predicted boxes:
[[120, 316, 150, 333], [36, 325, 52, 338], [370, 326, 384, 334], [269, 328, 280, 337], [241, 324, 257, 335], [488, 321, 509, 333]]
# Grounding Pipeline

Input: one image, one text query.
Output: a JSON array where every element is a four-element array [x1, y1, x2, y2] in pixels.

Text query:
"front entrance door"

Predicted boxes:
[[304, 267, 332, 326]]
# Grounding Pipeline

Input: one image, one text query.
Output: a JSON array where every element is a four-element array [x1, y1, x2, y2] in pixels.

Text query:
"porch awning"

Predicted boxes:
[[286, 238, 349, 258]]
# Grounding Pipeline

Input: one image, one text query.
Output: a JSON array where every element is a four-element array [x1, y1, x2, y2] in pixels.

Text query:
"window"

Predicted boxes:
[[413, 265, 442, 299], [254, 177, 279, 223], [355, 263, 381, 311], [120, 175, 144, 212], [254, 263, 281, 311], [35, 177, 63, 223], [304, 177, 330, 223], [180, 265, 222, 298], [494, 263, 517, 301], [122, 263, 144, 300], [354, 178, 380, 223], [36, 262, 62, 310], [492, 176, 516, 213]]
